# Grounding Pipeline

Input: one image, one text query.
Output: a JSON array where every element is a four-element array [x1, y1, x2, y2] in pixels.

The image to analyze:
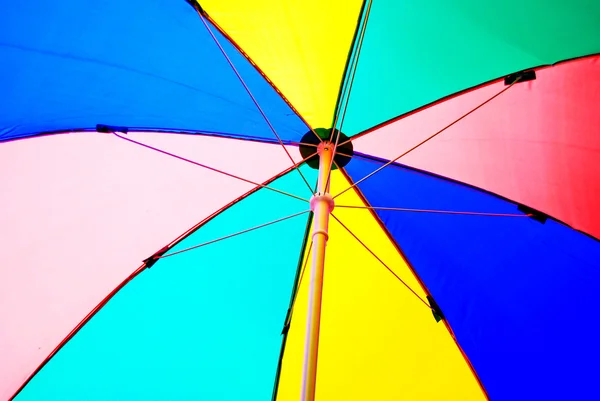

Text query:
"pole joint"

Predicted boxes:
[[309, 193, 335, 213]]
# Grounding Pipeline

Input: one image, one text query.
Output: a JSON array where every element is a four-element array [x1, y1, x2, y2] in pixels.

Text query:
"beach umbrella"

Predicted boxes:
[[1, 1, 600, 400]]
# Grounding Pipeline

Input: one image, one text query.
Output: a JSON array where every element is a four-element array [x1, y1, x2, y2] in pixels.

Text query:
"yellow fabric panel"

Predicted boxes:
[[200, 0, 363, 129], [276, 171, 487, 400]]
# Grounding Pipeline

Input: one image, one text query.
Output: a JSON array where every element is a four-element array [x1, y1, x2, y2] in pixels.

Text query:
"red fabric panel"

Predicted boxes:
[[354, 56, 600, 238]]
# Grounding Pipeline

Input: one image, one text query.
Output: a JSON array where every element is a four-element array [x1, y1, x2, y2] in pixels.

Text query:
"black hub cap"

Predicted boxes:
[[298, 128, 354, 169]]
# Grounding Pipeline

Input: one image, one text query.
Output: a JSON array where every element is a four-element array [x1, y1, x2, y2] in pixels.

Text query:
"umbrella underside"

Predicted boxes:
[[1, 0, 600, 400]]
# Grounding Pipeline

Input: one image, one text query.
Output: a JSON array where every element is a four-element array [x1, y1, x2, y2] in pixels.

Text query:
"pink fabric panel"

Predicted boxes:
[[354, 56, 600, 238], [0, 132, 303, 399]]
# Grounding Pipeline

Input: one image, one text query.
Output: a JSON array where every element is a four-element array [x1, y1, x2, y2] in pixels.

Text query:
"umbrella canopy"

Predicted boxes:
[[1, 1, 600, 400]]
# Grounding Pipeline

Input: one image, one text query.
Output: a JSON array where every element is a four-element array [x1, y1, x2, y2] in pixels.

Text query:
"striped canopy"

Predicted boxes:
[[1, 1, 600, 400]]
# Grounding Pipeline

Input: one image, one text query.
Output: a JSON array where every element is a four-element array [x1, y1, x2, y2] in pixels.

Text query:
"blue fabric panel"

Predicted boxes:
[[345, 155, 600, 401], [0, 1, 307, 142], [15, 166, 316, 400]]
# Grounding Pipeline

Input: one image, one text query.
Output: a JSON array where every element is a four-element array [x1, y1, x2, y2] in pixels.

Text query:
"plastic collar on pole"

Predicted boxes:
[[310, 193, 335, 213], [310, 193, 334, 242]]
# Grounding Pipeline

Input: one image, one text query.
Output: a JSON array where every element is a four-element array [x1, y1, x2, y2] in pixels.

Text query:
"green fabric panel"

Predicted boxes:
[[15, 166, 316, 401], [340, 0, 600, 135]]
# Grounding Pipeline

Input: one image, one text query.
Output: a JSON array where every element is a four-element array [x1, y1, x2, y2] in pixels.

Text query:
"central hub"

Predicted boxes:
[[298, 128, 354, 169], [317, 140, 333, 156]]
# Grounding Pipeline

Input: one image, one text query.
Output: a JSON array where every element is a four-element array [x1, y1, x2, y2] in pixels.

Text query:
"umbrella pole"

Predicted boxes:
[[301, 141, 334, 401]]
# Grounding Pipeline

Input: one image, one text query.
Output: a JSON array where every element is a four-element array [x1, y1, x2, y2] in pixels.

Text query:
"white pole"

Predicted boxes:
[[301, 141, 334, 401]]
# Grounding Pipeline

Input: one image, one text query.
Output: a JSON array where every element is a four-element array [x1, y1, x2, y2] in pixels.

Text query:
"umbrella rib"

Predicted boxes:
[[158, 210, 311, 259], [336, 205, 532, 217], [331, 0, 372, 133], [198, 14, 315, 194], [112, 132, 311, 203], [330, 213, 434, 311], [326, 0, 373, 190], [333, 77, 522, 199], [199, 11, 323, 146]]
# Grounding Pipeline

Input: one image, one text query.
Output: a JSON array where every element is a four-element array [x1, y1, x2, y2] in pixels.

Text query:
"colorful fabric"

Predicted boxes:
[[1, 1, 600, 400]]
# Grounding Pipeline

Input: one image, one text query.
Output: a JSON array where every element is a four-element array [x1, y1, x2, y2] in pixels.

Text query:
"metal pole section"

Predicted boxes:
[[301, 141, 335, 401]]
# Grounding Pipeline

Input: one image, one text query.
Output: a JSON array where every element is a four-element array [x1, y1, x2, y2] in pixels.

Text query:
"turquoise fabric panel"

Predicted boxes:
[[341, 0, 600, 135]]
